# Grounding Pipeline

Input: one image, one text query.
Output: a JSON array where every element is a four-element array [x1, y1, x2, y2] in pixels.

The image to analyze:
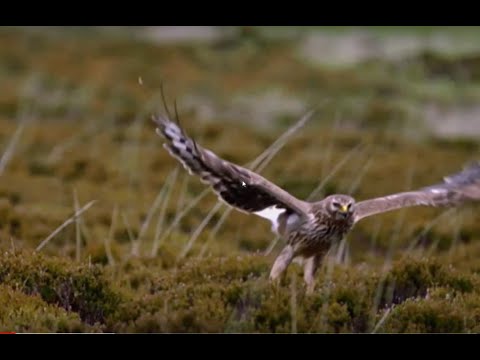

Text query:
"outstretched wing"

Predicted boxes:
[[354, 162, 480, 223], [153, 114, 311, 231]]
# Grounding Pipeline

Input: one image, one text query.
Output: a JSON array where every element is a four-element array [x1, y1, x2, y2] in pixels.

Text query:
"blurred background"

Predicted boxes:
[[1, 26, 480, 332]]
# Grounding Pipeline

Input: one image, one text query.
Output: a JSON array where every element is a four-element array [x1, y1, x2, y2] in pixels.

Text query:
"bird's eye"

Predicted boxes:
[[347, 203, 352, 210], [332, 202, 340, 208]]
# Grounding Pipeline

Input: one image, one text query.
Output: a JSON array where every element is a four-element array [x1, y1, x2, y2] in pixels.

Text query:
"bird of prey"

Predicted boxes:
[[153, 112, 480, 294]]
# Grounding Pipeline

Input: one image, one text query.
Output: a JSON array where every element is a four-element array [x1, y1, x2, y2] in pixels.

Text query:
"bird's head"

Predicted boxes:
[[325, 194, 355, 220]]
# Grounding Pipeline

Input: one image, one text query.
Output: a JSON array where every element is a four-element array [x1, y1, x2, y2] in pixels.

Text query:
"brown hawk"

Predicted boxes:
[[153, 113, 480, 293]]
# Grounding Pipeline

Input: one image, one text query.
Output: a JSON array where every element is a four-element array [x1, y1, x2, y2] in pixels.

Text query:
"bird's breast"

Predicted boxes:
[[286, 214, 354, 257]]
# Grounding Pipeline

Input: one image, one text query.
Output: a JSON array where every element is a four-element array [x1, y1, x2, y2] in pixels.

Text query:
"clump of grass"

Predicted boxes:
[[0, 284, 100, 332], [380, 258, 474, 307], [0, 250, 123, 325], [109, 254, 270, 332], [379, 298, 465, 333]]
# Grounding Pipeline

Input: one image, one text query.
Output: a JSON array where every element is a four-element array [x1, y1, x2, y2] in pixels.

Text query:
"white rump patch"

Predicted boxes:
[[254, 206, 285, 233]]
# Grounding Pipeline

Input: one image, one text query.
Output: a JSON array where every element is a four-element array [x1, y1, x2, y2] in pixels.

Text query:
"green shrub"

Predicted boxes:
[[109, 254, 270, 332], [380, 258, 474, 307], [0, 284, 99, 333], [0, 250, 123, 325], [380, 297, 467, 333]]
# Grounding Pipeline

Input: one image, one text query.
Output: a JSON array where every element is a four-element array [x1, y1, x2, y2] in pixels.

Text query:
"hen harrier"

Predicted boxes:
[[153, 111, 480, 293]]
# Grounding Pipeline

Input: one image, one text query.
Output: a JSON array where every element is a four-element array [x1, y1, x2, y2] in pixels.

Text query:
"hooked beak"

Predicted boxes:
[[340, 204, 349, 213]]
